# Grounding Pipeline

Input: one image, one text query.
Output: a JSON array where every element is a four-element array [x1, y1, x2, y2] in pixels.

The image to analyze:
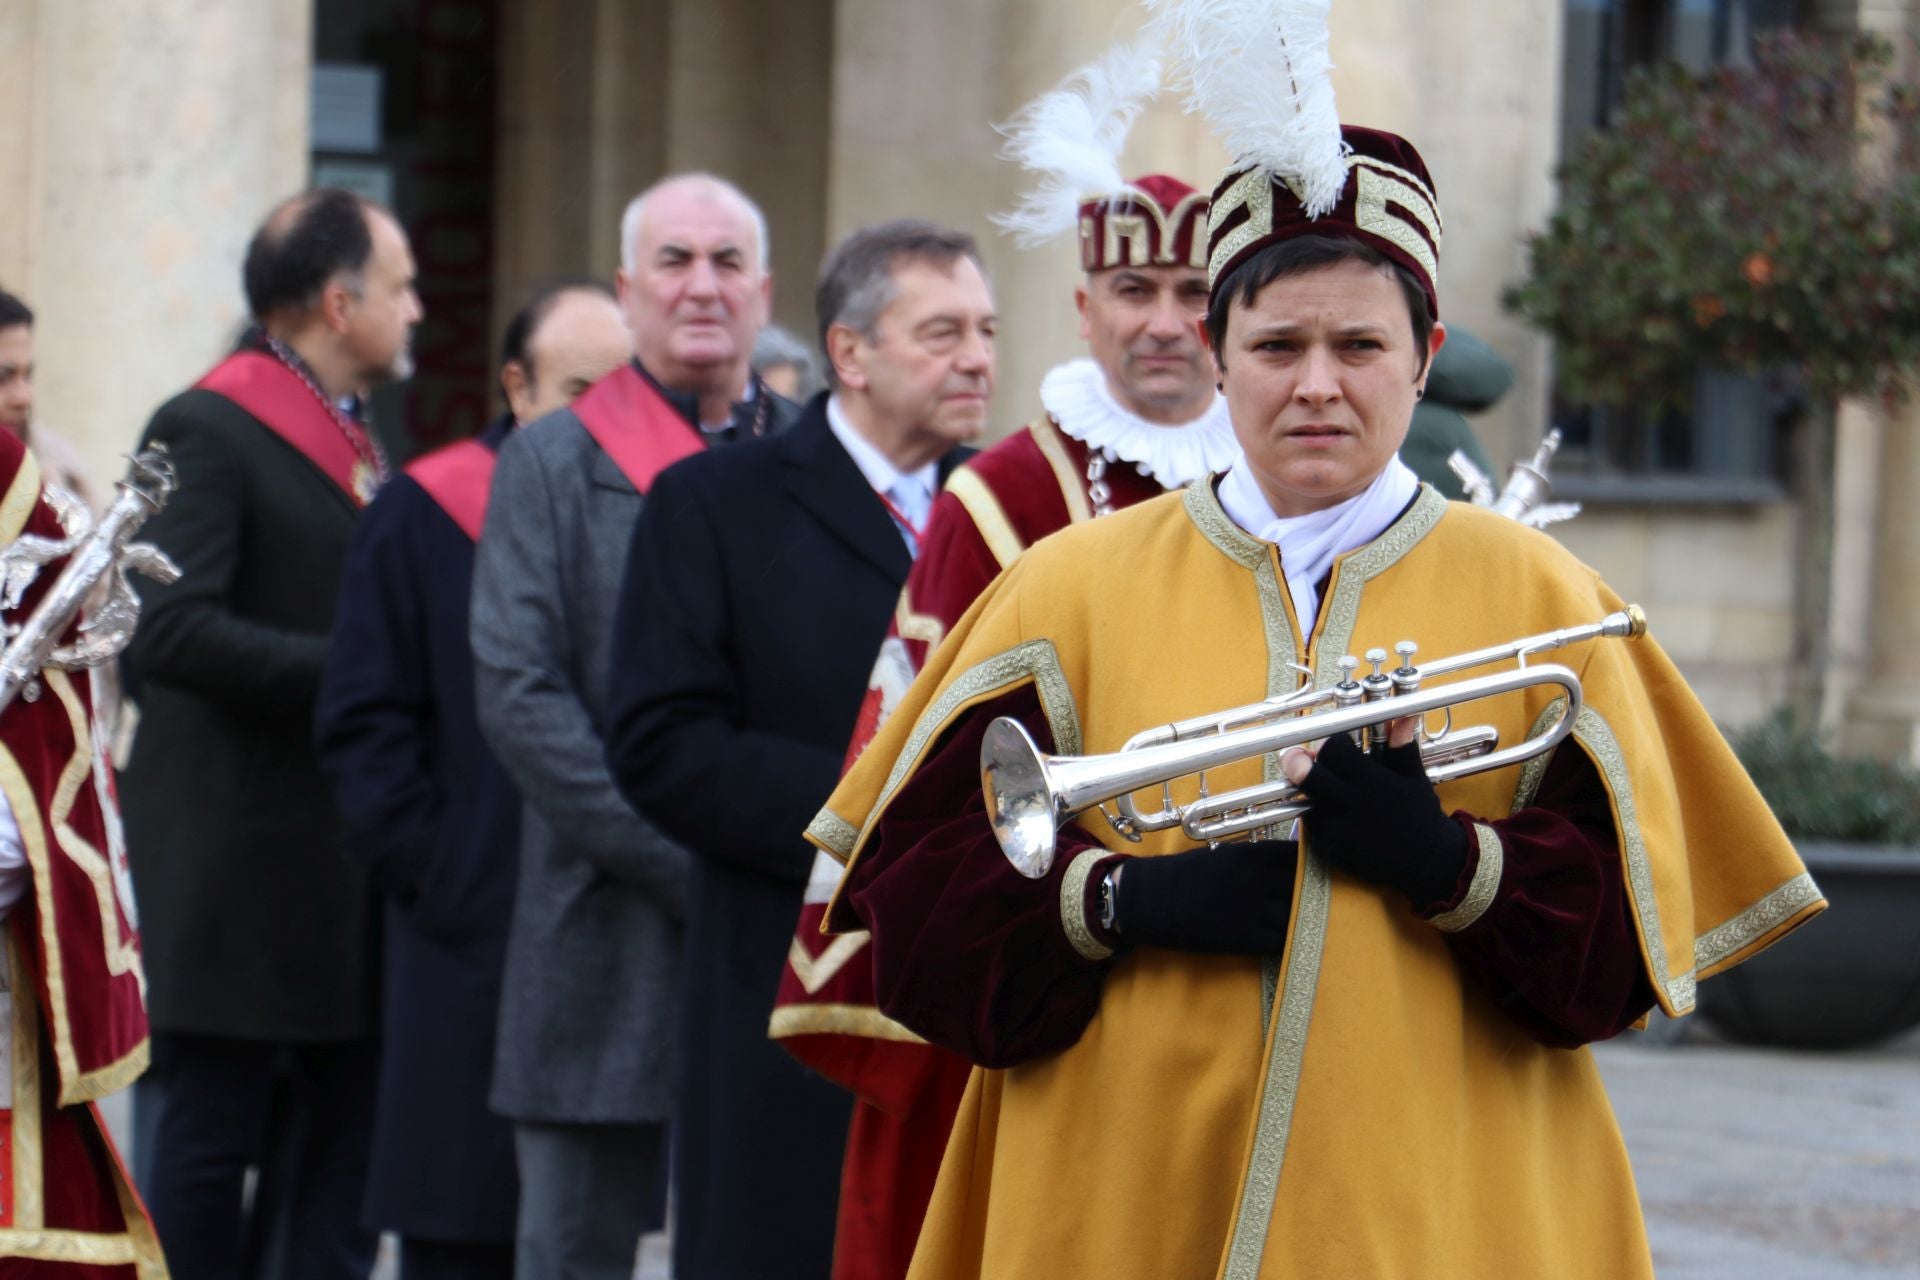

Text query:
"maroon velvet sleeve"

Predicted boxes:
[[843, 683, 1113, 1069], [1426, 744, 1656, 1048]]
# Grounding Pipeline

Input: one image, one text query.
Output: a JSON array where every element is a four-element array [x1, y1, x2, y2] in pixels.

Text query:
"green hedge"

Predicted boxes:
[[1731, 711, 1920, 845]]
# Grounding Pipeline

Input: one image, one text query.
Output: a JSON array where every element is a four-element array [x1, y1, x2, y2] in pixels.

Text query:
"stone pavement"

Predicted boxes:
[[1594, 1022, 1920, 1278], [107, 1024, 1920, 1278]]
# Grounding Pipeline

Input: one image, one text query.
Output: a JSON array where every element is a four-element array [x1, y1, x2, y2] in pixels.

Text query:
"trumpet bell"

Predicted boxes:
[[983, 717, 1061, 878]]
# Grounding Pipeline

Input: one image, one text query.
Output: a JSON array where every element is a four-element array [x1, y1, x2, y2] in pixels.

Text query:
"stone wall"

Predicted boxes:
[[0, 0, 312, 488]]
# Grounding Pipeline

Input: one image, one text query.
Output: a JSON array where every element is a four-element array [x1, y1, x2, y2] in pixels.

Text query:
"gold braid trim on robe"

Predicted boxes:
[[806, 482, 1822, 1280]]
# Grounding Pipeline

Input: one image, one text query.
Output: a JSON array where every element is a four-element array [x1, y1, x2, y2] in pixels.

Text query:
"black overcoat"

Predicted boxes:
[[605, 394, 971, 1279], [121, 386, 375, 1042], [313, 417, 520, 1240]]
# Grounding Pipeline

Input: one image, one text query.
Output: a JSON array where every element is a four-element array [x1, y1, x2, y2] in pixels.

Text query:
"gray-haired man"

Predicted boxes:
[[470, 173, 797, 1279]]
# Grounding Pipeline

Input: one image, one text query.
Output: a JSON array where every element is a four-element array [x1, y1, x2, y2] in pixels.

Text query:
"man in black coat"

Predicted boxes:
[[312, 280, 630, 1280], [606, 219, 998, 1279], [121, 187, 421, 1280]]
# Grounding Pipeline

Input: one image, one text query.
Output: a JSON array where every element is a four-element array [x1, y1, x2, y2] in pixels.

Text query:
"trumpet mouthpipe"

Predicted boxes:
[[1413, 607, 1644, 683]]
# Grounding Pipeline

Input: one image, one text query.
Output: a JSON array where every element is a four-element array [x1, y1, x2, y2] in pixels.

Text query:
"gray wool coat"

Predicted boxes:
[[470, 406, 692, 1124]]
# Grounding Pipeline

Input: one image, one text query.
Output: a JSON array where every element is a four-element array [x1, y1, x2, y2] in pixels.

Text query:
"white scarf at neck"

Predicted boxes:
[[1217, 457, 1422, 639], [1040, 358, 1240, 489]]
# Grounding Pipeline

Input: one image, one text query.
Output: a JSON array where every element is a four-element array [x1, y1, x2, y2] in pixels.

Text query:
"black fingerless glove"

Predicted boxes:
[[1111, 839, 1300, 955], [1295, 731, 1468, 907]]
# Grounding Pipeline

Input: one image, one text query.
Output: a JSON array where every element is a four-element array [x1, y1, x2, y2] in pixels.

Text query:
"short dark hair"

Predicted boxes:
[[0, 290, 31, 330], [814, 220, 984, 386], [500, 277, 617, 375], [242, 188, 380, 320], [1205, 235, 1434, 377]]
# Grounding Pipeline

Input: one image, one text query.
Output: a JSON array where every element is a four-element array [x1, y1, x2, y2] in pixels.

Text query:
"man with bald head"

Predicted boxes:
[[124, 186, 420, 1279], [316, 279, 629, 1280], [470, 175, 796, 1279]]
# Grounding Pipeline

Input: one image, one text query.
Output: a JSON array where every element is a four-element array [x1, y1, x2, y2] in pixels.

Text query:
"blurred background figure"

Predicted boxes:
[[0, 288, 97, 508], [315, 278, 628, 1280], [1397, 323, 1512, 499], [753, 322, 823, 401], [471, 173, 794, 1280], [607, 217, 994, 1280], [0, 426, 169, 1276], [122, 186, 420, 1280]]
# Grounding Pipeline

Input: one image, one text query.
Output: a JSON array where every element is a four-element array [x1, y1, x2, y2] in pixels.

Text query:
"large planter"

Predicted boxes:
[[1698, 843, 1920, 1049]]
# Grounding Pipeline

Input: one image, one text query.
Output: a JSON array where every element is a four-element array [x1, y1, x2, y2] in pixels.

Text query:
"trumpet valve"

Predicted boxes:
[[1390, 641, 1420, 695], [1361, 648, 1394, 700]]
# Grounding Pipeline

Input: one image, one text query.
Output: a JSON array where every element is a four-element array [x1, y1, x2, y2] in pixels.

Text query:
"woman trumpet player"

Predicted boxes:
[[799, 24, 1821, 1280]]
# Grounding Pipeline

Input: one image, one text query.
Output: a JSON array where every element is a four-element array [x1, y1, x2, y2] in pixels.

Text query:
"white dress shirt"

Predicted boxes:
[[825, 395, 939, 550]]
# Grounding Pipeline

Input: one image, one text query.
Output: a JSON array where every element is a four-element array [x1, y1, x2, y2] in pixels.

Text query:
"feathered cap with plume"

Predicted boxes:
[[1147, 0, 1445, 316], [992, 35, 1211, 273]]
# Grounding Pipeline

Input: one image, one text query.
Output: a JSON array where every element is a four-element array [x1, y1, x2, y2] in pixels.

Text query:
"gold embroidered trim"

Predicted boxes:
[[0, 449, 41, 548], [1354, 163, 1442, 284], [895, 593, 946, 649], [9, 929, 43, 1229], [1693, 872, 1823, 976], [767, 1003, 927, 1045], [1183, 480, 1267, 569], [0, 1228, 143, 1265], [48, 673, 141, 984], [1224, 854, 1331, 1280], [1160, 190, 1211, 268], [787, 932, 870, 995], [1061, 848, 1115, 962], [1221, 486, 1451, 1271], [1105, 212, 1152, 267], [1430, 824, 1503, 933], [1511, 701, 1560, 813], [1351, 154, 1445, 233], [842, 639, 1081, 878], [1314, 486, 1447, 655], [1207, 170, 1276, 285], [944, 466, 1027, 571], [1522, 699, 1696, 1014], [0, 672, 151, 1105], [806, 808, 859, 861], [1030, 417, 1094, 524]]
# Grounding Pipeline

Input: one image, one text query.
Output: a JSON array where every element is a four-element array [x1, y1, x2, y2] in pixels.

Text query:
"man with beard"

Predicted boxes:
[[471, 173, 796, 1279], [606, 219, 994, 1280], [314, 279, 629, 1280], [769, 53, 1231, 1280], [123, 186, 420, 1280]]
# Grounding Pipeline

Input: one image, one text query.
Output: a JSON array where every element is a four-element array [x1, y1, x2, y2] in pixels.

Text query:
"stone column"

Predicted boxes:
[[493, 0, 671, 331], [0, 0, 311, 489], [666, 0, 834, 341]]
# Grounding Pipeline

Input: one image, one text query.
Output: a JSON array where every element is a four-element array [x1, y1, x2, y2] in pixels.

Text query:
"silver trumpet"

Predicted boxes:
[[0, 446, 181, 717], [983, 607, 1647, 877]]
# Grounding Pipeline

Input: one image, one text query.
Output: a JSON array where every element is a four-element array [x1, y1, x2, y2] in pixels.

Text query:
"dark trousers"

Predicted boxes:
[[133, 1030, 379, 1280], [401, 1238, 516, 1280]]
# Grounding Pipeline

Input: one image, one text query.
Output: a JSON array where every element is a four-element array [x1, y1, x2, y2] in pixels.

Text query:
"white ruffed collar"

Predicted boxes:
[[1039, 358, 1240, 488]]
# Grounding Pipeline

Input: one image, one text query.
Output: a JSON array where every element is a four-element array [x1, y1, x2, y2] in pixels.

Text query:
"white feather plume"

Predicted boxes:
[[991, 33, 1166, 248], [1147, 0, 1347, 218]]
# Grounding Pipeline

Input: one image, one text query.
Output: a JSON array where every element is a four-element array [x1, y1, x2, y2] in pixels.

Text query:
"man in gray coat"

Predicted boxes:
[[470, 172, 797, 1280]]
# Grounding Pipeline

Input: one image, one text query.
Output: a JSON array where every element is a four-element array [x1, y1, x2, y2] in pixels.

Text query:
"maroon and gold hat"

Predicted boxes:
[[1078, 174, 1210, 272], [1205, 126, 1443, 317]]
